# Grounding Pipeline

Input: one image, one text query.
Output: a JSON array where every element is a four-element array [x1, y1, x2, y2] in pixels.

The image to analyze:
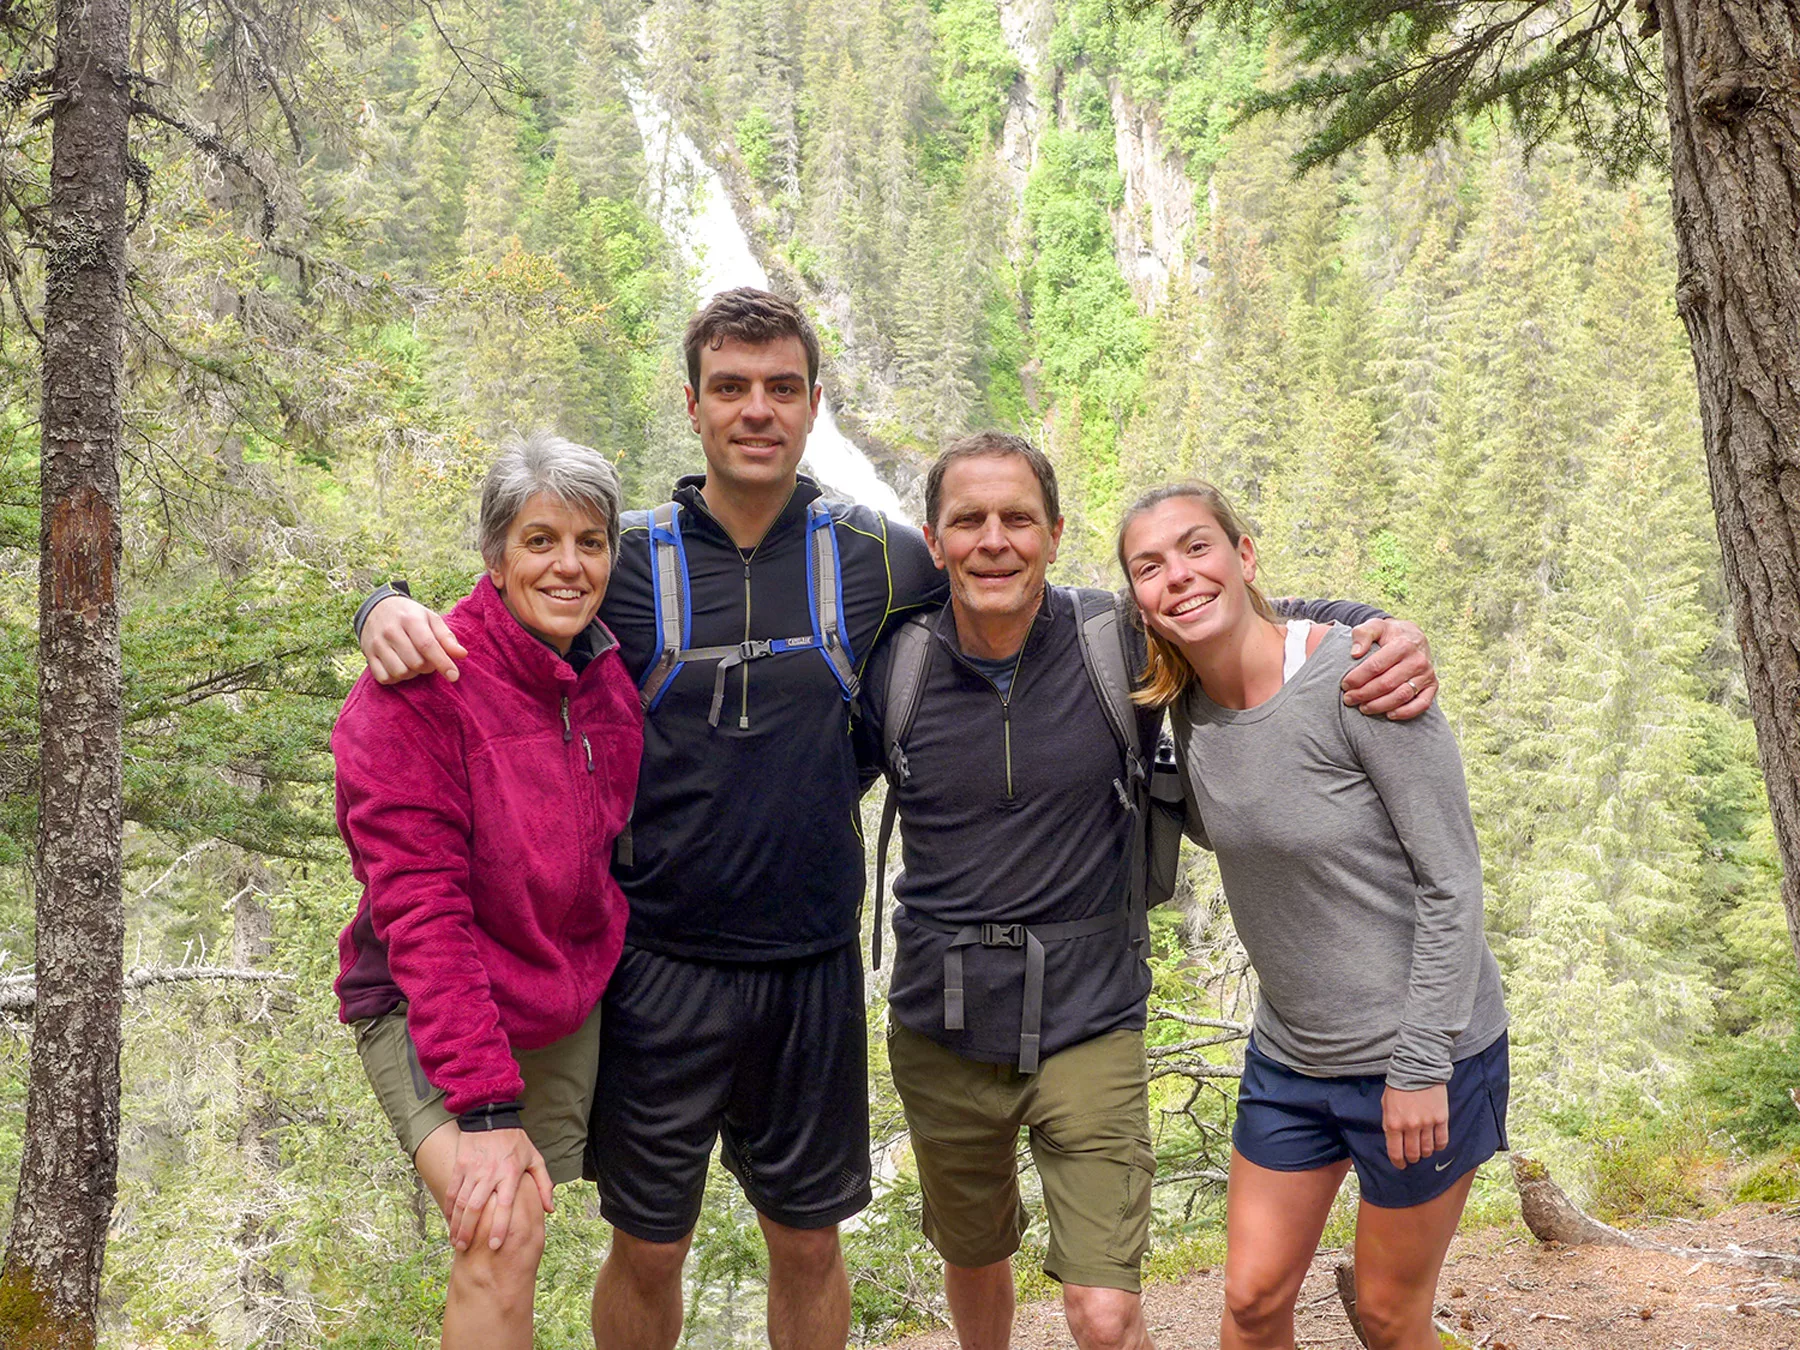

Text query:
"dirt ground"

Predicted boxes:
[[888, 1205, 1800, 1350]]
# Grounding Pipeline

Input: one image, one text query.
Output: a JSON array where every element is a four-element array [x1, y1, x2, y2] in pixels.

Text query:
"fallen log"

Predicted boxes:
[[1511, 1154, 1800, 1279]]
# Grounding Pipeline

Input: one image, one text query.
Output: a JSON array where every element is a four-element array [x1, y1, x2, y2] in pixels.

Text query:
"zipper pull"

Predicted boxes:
[[1113, 777, 1133, 812], [561, 697, 572, 743], [582, 733, 594, 773]]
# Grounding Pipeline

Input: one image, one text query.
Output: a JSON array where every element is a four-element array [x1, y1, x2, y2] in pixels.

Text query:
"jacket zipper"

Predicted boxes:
[[561, 692, 594, 957], [686, 489, 789, 733], [962, 620, 1035, 801], [740, 560, 753, 729]]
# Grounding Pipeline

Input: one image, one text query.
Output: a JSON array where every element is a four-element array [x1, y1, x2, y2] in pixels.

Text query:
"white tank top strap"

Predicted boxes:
[[1282, 618, 1314, 684]]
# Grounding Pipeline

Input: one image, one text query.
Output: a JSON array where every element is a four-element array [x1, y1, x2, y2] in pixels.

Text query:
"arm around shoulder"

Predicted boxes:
[[355, 585, 468, 685]]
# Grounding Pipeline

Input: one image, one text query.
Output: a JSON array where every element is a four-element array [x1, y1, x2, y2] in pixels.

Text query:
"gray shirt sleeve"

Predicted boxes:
[[1338, 699, 1486, 1089]]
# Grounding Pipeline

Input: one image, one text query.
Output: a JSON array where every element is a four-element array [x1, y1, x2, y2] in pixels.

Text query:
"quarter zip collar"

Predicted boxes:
[[673, 473, 821, 551], [466, 577, 618, 692], [932, 585, 1062, 670]]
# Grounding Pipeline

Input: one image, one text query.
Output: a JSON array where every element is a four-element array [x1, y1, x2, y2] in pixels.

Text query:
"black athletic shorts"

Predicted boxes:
[[586, 942, 873, 1243]]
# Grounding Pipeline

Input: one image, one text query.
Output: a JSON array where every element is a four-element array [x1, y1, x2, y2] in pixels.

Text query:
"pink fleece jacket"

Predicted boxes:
[[333, 576, 643, 1115]]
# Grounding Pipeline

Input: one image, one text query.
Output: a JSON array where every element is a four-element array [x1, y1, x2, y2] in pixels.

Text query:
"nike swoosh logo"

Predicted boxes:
[[1434, 1157, 1456, 1172]]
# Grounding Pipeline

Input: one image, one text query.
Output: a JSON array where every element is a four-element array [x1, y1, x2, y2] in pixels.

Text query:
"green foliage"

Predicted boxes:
[[1581, 1107, 1717, 1223], [1735, 1153, 1800, 1204], [735, 106, 779, 184], [1139, 0, 1667, 179], [1024, 126, 1147, 549], [931, 0, 1020, 143], [1695, 1018, 1800, 1154]]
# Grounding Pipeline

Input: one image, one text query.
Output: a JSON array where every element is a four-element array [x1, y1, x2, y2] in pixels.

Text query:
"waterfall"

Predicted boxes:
[[628, 89, 906, 521]]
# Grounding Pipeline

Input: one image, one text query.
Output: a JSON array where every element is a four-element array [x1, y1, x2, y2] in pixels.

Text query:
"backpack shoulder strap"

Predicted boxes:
[[806, 500, 860, 700], [1071, 587, 1156, 943], [639, 502, 689, 711], [1070, 588, 1143, 779], [871, 612, 934, 969]]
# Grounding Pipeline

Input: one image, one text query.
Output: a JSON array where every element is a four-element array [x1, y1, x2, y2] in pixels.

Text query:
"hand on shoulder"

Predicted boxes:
[[362, 593, 468, 685]]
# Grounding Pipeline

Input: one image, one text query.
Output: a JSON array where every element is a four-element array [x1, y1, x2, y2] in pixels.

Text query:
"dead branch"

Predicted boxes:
[[1149, 1008, 1251, 1034], [1511, 1154, 1800, 1278], [0, 964, 289, 1013], [1512, 1154, 1639, 1248]]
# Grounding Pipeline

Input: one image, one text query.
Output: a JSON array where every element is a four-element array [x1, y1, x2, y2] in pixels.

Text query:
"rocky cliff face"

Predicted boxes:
[[995, 0, 1202, 312], [1107, 79, 1201, 311], [996, 0, 1055, 218]]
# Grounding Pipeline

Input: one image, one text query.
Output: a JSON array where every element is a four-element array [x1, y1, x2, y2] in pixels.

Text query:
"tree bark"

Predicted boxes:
[[0, 0, 131, 1333], [1659, 0, 1800, 965]]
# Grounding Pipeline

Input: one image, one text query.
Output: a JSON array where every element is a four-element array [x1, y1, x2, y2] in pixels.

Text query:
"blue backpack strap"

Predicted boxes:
[[638, 499, 860, 730], [639, 502, 690, 711], [806, 501, 859, 701]]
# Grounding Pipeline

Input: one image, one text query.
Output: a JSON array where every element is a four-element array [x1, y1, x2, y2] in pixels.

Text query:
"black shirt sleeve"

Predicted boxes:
[[1274, 596, 1390, 627]]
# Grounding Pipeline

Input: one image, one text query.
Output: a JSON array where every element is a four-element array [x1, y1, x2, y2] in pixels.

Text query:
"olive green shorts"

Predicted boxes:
[[354, 1001, 602, 1185], [887, 1022, 1154, 1291]]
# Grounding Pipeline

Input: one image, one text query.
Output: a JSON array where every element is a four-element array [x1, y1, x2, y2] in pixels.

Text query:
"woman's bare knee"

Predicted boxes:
[[1349, 1275, 1431, 1349], [453, 1190, 546, 1313], [1222, 1269, 1300, 1341]]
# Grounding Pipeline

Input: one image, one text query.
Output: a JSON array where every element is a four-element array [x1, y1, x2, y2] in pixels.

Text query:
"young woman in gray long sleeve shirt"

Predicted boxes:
[[1118, 482, 1508, 1350]]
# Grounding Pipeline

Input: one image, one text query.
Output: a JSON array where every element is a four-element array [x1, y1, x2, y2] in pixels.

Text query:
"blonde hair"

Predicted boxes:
[[1116, 482, 1276, 709]]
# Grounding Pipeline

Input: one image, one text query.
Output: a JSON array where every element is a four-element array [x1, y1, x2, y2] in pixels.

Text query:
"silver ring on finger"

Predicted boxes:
[[1405, 678, 1420, 695]]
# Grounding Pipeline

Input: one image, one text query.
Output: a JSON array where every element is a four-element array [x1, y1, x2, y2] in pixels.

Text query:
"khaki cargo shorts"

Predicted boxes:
[[354, 1001, 602, 1185], [888, 1022, 1154, 1291]]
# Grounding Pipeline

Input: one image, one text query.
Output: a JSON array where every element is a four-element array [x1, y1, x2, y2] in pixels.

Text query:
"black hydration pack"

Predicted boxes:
[[869, 587, 1186, 1002]]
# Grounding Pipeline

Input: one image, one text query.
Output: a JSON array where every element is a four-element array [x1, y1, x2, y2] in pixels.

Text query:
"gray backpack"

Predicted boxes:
[[869, 587, 1185, 973]]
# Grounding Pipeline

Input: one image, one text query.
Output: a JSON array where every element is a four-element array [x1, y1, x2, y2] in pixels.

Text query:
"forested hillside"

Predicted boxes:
[[0, 0, 1793, 1343]]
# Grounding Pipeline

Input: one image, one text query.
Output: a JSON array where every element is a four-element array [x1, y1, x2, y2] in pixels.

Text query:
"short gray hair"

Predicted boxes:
[[478, 432, 624, 567]]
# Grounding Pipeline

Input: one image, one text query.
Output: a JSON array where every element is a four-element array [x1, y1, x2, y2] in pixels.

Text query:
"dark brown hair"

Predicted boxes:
[[1116, 481, 1276, 708], [924, 432, 1060, 528], [683, 287, 821, 391]]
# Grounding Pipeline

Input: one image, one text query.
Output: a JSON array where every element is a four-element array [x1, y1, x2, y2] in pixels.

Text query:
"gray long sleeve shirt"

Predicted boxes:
[[1173, 623, 1507, 1089]]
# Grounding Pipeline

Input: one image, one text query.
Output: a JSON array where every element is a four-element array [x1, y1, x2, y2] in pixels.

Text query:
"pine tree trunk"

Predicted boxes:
[[1660, 0, 1800, 968], [0, 0, 131, 1335]]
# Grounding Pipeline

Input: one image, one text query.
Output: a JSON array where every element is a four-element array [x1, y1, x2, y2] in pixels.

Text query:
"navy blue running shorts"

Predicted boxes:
[[1232, 1033, 1509, 1210], [585, 943, 873, 1243]]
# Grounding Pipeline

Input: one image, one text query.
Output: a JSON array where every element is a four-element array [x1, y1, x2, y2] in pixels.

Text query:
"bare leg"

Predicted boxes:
[[1063, 1284, 1152, 1350], [760, 1215, 850, 1350], [944, 1259, 1014, 1350], [1219, 1151, 1351, 1350], [1351, 1172, 1475, 1350], [413, 1122, 547, 1350], [591, 1226, 693, 1350]]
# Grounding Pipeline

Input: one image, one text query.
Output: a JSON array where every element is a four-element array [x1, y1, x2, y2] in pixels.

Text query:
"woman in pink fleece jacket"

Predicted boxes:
[[333, 432, 642, 1348]]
